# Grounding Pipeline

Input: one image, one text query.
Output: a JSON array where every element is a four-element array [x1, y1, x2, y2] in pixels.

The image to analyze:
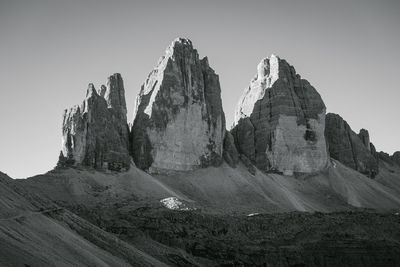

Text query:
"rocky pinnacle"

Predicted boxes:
[[59, 74, 130, 171]]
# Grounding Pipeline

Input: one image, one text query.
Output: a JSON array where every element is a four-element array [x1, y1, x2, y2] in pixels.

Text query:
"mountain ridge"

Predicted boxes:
[[2, 37, 400, 266]]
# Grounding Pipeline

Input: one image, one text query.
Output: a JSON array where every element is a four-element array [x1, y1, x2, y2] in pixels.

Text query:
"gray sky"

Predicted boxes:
[[1, 0, 399, 178]]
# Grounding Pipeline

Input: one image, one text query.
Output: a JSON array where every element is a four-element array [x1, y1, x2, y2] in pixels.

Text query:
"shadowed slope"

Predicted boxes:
[[18, 160, 400, 214], [0, 172, 167, 266]]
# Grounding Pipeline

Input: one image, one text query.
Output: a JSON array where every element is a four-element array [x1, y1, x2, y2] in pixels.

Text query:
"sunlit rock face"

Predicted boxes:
[[232, 55, 328, 175], [131, 38, 226, 173], [59, 74, 130, 171], [325, 113, 379, 178]]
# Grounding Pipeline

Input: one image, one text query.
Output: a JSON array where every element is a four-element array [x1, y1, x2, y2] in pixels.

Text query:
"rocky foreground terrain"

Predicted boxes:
[[1, 38, 400, 266], [3, 163, 400, 266]]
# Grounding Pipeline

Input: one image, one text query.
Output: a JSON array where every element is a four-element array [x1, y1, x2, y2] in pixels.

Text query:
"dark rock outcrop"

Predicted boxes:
[[131, 38, 226, 173], [392, 151, 400, 166], [370, 142, 380, 163], [74, 206, 400, 267], [379, 151, 400, 166], [325, 113, 378, 177], [377, 152, 393, 164], [358, 129, 371, 151], [222, 132, 239, 168], [59, 74, 130, 171], [232, 55, 328, 175]]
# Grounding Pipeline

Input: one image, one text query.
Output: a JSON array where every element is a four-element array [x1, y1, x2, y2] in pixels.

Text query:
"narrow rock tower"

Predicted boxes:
[[232, 55, 328, 175], [59, 74, 130, 171], [131, 38, 226, 173]]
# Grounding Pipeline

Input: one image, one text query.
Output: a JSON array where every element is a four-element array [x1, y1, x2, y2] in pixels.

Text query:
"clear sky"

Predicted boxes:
[[0, 0, 399, 178]]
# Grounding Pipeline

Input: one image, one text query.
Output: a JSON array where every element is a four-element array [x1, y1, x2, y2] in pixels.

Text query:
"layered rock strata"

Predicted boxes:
[[131, 38, 226, 173], [325, 113, 378, 177], [232, 55, 328, 175], [59, 74, 130, 171]]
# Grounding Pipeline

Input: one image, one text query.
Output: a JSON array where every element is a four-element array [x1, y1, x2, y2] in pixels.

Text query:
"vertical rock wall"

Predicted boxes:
[[131, 38, 226, 173]]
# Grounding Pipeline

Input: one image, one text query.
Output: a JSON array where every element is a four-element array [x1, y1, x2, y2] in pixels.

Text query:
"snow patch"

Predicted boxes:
[[160, 197, 193, 211]]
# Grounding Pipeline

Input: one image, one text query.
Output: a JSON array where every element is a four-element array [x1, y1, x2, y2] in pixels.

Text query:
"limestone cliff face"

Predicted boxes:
[[59, 74, 130, 171], [325, 113, 378, 177], [131, 38, 226, 173], [232, 55, 328, 175]]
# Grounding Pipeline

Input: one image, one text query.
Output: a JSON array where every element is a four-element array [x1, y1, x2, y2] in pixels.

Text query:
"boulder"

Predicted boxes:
[[60, 74, 130, 171], [325, 113, 378, 177], [131, 38, 226, 173], [232, 55, 328, 175]]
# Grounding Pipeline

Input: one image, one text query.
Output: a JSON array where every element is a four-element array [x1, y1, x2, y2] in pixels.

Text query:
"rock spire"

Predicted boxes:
[[131, 38, 226, 173], [59, 74, 130, 171]]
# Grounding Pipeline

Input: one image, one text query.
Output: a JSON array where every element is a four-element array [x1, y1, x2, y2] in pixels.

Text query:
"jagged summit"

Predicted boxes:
[[55, 40, 398, 180], [131, 38, 226, 173], [105, 73, 127, 116], [86, 83, 96, 97], [234, 54, 324, 125], [171, 37, 193, 47], [133, 37, 202, 118], [232, 55, 328, 175], [98, 84, 107, 97], [59, 73, 130, 171]]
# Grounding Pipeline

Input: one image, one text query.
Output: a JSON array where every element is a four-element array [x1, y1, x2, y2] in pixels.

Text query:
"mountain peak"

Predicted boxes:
[[86, 83, 97, 98], [170, 37, 193, 48], [232, 56, 328, 175], [131, 39, 226, 173]]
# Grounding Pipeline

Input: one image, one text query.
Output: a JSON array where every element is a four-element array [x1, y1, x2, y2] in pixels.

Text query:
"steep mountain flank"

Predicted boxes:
[[232, 55, 328, 175], [378, 151, 400, 167], [0, 173, 166, 266], [325, 113, 379, 178], [131, 38, 226, 173]]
